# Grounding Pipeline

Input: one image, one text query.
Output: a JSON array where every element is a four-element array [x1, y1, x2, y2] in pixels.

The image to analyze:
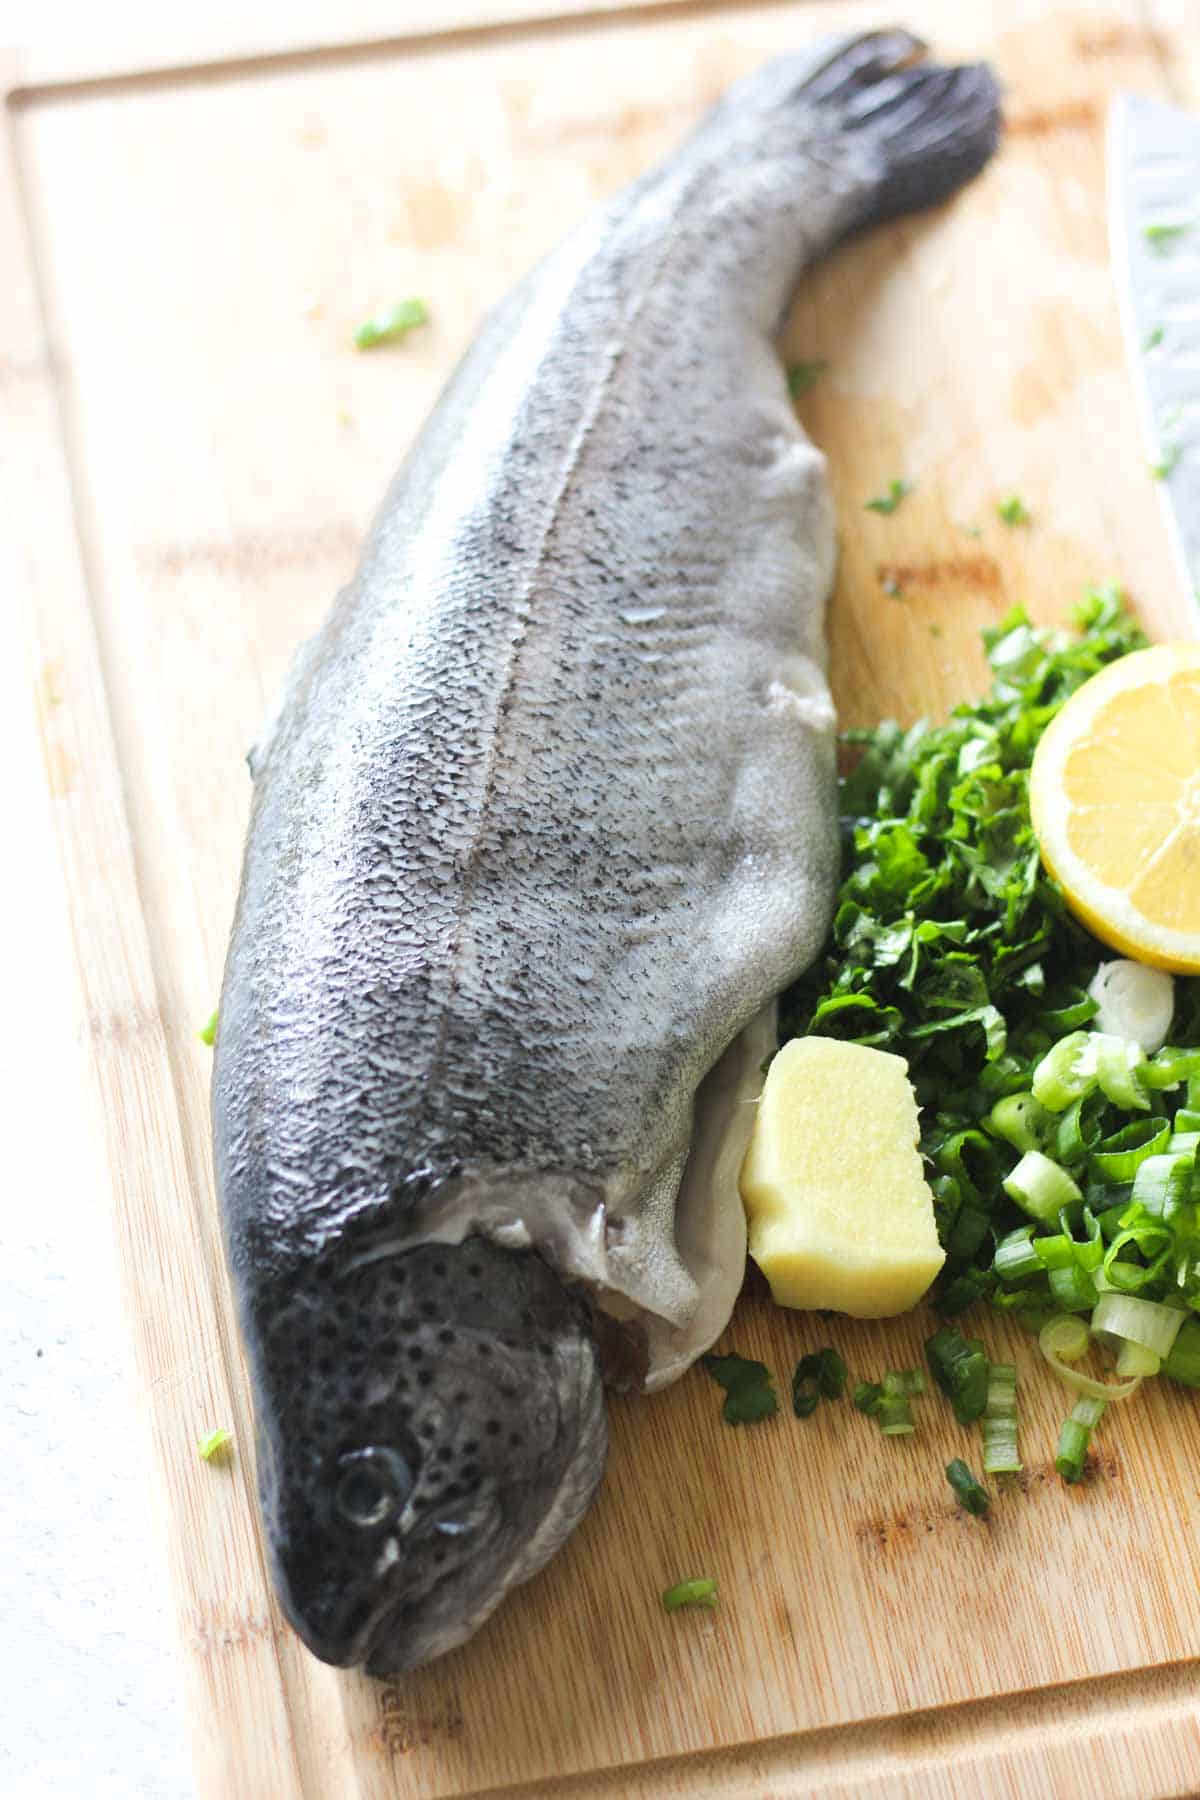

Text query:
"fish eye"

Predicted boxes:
[[333, 1447, 413, 1531]]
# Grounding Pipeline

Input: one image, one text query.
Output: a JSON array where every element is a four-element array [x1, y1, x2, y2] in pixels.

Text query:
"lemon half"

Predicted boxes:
[[1029, 644, 1200, 973]]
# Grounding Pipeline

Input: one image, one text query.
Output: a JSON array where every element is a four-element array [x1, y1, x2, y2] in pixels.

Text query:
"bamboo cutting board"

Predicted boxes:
[[6, 2, 1200, 1795]]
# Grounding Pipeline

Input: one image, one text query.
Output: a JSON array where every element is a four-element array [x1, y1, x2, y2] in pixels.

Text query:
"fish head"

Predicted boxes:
[[248, 1237, 607, 1674]]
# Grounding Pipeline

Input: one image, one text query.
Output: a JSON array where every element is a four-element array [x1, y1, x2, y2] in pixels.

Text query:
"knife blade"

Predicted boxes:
[[1108, 92, 1200, 624]]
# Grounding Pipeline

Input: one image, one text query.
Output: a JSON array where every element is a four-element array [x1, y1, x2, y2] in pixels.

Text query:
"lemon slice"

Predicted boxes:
[[1029, 644, 1200, 973]]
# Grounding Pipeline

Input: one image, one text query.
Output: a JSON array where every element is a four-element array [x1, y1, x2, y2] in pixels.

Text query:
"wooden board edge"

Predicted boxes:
[[468, 1657, 1200, 1799], [0, 66, 310, 1800], [1, 0, 803, 99]]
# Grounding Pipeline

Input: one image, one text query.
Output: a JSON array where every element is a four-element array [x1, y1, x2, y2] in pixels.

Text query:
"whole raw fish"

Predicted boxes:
[[213, 29, 1000, 1674]]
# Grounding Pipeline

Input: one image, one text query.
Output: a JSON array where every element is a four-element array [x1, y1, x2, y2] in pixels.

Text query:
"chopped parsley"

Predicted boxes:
[[997, 495, 1031, 526], [1144, 324, 1165, 351], [865, 478, 913, 515], [1151, 442, 1182, 480], [1143, 221, 1189, 254], [354, 298, 429, 350], [702, 1351, 778, 1424], [198, 1010, 218, 1047]]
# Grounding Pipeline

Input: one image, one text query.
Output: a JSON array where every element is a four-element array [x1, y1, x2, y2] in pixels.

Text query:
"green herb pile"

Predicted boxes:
[[780, 587, 1200, 1318]]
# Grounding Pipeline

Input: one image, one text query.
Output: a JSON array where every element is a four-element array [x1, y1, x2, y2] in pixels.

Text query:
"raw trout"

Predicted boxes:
[[212, 30, 1000, 1674]]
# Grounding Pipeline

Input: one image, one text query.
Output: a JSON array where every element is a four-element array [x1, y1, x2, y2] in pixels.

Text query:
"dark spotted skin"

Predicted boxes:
[[251, 1236, 602, 1672], [212, 32, 1000, 1674]]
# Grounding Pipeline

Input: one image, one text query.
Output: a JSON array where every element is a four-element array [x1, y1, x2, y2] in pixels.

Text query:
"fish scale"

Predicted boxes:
[[213, 29, 1000, 1673]]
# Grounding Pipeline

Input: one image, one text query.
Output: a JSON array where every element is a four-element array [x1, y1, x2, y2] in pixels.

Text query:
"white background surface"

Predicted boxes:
[[1, 11, 236, 1796], [1, 558, 194, 1797]]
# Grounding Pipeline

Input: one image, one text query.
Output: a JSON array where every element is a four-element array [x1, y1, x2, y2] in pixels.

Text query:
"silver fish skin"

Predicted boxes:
[[213, 30, 1000, 1675]]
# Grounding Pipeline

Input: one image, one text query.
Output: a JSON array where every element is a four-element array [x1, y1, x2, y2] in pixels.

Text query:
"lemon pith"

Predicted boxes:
[[1029, 645, 1200, 974]]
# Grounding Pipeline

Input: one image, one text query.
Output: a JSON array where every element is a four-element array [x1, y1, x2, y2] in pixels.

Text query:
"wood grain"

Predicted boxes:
[[5, 1, 1200, 1795]]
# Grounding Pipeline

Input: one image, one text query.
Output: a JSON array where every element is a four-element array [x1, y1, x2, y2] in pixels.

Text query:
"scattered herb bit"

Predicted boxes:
[[1143, 221, 1190, 254], [1144, 324, 1165, 352], [1055, 1396, 1105, 1484], [997, 495, 1031, 527], [945, 1457, 990, 1515], [792, 1347, 847, 1416], [702, 1351, 778, 1424], [787, 359, 828, 396], [981, 1362, 1021, 1473], [929, 623, 944, 640], [926, 1327, 989, 1424], [198, 1427, 233, 1462], [865, 478, 913, 515], [198, 1010, 218, 1047], [1151, 442, 1182, 480], [662, 1576, 718, 1612], [853, 1368, 924, 1436], [354, 298, 429, 350]]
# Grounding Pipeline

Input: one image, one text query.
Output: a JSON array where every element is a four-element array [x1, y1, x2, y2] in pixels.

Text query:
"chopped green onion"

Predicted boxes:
[[198, 1427, 233, 1462], [1142, 1046, 1200, 1090], [926, 1327, 988, 1424], [865, 478, 912, 515], [884, 1368, 926, 1397], [662, 1577, 718, 1612], [198, 1010, 218, 1046], [1056, 1396, 1106, 1483], [1130, 1151, 1195, 1217], [997, 495, 1031, 526], [1144, 324, 1165, 350], [787, 360, 828, 395], [945, 1458, 989, 1515], [854, 1369, 924, 1435], [1089, 1118, 1170, 1181], [1039, 989, 1100, 1034], [1003, 1150, 1082, 1225], [1038, 1317, 1142, 1401], [936, 1267, 994, 1315], [1175, 1109, 1200, 1133], [1040, 1314, 1089, 1363], [994, 1225, 1041, 1284], [1056, 1094, 1106, 1167], [981, 1361, 1020, 1474], [1091, 1291, 1185, 1360], [1093, 1035, 1151, 1109], [1047, 1263, 1097, 1313], [1034, 1232, 1076, 1271], [1032, 1032, 1095, 1111], [1163, 1317, 1200, 1388], [354, 297, 429, 350], [701, 1352, 778, 1424], [1115, 1340, 1160, 1379], [987, 1092, 1050, 1153]]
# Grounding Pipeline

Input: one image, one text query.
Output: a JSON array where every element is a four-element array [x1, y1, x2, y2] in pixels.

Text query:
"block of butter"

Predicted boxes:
[[739, 1036, 945, 1318]]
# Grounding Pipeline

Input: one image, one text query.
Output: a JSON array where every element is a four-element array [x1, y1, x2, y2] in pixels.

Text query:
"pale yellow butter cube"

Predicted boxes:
[[739, 1037, 944, 1318]]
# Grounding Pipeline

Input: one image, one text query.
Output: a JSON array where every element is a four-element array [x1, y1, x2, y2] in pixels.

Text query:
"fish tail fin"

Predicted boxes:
[[802, 30, 1002, 226]]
